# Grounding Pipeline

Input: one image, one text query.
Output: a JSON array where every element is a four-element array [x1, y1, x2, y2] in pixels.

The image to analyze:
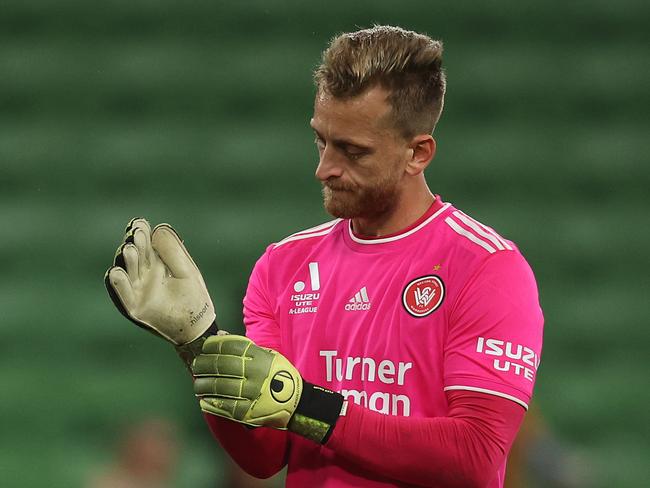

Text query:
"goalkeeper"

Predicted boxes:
[[106, 26, 543, 487]]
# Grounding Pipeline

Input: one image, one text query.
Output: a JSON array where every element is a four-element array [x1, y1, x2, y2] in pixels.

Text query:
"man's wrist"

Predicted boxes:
[[287, 381, 344, 444], [174, 320, 221, 370]]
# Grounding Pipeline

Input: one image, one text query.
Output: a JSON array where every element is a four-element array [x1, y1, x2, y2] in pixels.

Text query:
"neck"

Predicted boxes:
[[352, 180, 434, 237]]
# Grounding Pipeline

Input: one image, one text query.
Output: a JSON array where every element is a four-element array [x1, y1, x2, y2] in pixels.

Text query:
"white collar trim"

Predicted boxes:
[[348, 203, 451, 245]]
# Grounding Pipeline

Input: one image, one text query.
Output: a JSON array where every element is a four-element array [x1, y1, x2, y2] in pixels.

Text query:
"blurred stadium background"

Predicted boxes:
[[1, 1, 648, 486]]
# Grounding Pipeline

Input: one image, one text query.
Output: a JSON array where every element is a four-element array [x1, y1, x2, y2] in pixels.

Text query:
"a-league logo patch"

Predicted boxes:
[[402, 275, 445, 317]]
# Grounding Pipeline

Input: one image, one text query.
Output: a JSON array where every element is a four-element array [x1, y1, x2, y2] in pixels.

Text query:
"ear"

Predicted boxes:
[[405, 135, 436, 176]]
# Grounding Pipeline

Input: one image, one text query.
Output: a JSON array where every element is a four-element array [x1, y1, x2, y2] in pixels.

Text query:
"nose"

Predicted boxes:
[[315, 146, 343, 182]]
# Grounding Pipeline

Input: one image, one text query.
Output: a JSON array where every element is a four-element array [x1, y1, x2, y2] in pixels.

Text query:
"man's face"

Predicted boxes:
[[310, 86, 411, 220]]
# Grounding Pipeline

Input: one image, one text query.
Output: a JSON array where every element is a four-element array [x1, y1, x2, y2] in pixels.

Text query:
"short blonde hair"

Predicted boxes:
[[314, 25, 446, 138]]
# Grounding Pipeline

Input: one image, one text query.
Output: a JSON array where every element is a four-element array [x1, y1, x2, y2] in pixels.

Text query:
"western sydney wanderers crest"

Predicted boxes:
[[402, 275, 445, 317]]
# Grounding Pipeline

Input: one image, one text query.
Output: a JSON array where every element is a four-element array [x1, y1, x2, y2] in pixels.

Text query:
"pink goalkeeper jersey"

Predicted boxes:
[[243, 195, 544, 487]]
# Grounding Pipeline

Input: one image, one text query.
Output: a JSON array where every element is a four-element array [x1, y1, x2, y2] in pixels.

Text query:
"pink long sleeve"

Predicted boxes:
[[203, 413, 290, 479], [326, 390, 525, 487]]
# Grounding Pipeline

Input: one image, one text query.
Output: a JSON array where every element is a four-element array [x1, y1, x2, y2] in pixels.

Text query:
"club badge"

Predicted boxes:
[[402, 275, 445, 317]]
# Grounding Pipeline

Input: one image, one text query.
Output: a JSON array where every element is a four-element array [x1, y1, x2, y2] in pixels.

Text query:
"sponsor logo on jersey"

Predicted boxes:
[[402, 275, 445, 317], [475, 337, 540, 382], [289, 262, 321, 315], [345, 286, 371, 311], [320, 350, 414, 416]]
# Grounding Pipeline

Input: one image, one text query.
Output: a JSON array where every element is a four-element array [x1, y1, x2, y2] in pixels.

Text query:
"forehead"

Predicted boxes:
[[311, 87, 394, 141]]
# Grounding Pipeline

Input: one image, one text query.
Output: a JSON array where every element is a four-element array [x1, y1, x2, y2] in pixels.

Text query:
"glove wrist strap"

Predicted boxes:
[[288, 381, 344, 444], [175, 320, 221, 371]]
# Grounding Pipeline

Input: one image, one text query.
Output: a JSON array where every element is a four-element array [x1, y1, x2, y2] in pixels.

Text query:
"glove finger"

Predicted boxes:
[[193, 377, 246, 398], [105, 266, 136, 313], [113, 218, 146, 268], [151, 224, 197, 279], [133, 227, 151, 269], [129, 219, 152, 267], [113, 243, 127, 269], [122, 244, 140, 283], [200, 397, 252, 422], [120, 220, 139, 250], [124, 217, 150, 237], [192, 354, 245, 377]]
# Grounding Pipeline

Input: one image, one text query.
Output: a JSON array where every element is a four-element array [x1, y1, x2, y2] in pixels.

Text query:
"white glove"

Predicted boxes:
[[104, 218, 218, 347]]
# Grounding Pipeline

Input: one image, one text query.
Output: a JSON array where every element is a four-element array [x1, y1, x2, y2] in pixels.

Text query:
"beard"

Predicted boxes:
[[321, 172, 401, 220]]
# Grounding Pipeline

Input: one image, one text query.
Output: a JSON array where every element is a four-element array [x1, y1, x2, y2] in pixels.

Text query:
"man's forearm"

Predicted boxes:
[[203, 413, 289, 479], [326, 391, 525, 487]]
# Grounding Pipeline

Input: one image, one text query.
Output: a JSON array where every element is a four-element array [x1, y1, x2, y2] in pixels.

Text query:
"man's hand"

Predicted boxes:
[[104, 218, 219, 364], [192, 335, 344, 444]]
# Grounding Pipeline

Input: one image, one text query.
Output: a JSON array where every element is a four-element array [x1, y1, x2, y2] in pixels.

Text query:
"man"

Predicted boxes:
[[106, 25, 543, 487]]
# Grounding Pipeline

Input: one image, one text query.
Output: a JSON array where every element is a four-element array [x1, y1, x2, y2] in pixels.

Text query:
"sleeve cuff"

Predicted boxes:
[[444, 376, 531, 409]]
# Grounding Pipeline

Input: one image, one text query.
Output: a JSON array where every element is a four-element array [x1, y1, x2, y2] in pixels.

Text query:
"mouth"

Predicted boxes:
[[324, 182, 354, 192]]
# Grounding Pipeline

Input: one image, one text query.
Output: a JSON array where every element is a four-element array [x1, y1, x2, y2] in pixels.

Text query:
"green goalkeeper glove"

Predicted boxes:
[[104, 218, 220, 367], [192, 335, 344, 444]]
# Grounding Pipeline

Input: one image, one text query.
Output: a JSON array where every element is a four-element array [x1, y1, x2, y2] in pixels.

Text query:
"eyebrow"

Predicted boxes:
[[311, 125, 370, 150]]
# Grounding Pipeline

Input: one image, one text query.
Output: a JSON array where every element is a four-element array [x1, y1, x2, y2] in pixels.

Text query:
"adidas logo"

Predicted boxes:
[[345, 286, 371, 311]]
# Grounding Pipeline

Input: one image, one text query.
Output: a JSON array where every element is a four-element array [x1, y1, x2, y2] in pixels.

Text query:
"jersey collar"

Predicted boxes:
[[347, 195, 449, 245]]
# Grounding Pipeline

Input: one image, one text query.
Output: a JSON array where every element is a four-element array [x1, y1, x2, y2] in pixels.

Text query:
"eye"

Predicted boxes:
[[344, 146, 366, 161], [314, 136, 325, 152]]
